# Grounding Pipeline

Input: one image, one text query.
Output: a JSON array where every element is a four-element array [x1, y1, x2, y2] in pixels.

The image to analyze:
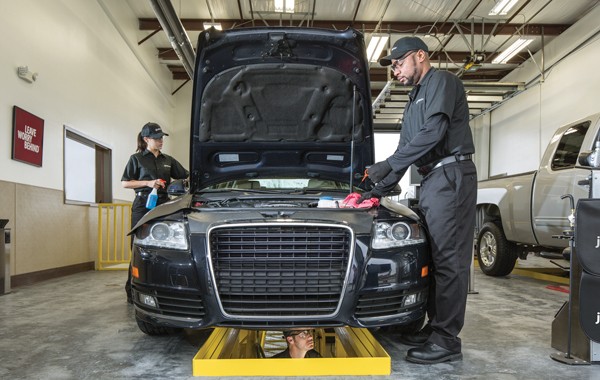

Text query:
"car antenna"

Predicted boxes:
[[349, 85, 357, 194]]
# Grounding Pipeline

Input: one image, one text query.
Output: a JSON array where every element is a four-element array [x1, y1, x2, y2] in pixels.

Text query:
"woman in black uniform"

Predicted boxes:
[[121, 122, 189, 302]]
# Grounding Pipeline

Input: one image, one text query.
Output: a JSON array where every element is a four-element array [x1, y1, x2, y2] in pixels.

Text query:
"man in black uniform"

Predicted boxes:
[[357, 37, 477, 364], [121, 122, 189, 302]]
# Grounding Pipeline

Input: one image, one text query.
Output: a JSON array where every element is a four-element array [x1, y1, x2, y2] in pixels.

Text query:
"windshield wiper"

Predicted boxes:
[[199, 188, 281, 194], [287, 188, 349, 195]]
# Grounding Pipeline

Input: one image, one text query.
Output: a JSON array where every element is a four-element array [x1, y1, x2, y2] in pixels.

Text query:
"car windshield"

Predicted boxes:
[[205, 178, 351, 191]]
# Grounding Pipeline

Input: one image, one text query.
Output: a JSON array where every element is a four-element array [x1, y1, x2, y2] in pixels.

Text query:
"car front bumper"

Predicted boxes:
[[132, 223, 429, 329]]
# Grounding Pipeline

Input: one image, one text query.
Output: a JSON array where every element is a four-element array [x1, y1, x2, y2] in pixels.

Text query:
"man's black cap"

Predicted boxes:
[[141, 122, 169, 139], [379, 36, 429, 66]]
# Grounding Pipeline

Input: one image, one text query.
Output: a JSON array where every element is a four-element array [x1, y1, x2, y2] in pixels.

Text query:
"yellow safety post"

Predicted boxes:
[[97, 203, 132, 270], [192, 327, 390, 377]]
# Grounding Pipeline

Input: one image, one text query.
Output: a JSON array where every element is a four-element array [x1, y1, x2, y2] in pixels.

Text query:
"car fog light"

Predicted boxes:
[[139, 293, 158, 308], [403, 294, 417, 306]]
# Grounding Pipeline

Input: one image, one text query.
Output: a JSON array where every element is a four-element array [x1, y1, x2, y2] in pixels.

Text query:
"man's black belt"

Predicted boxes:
[[418, 154, 472, 176]]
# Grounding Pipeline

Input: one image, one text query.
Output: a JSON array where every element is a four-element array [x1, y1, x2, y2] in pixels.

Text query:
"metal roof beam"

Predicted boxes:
[[139, 18, 570, 36]]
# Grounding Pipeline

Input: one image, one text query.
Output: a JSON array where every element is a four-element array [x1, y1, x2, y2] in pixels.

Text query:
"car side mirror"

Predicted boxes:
[[579, 151, 592, 166], [168, 179, 188, 196], [579, 141, 600, 167]]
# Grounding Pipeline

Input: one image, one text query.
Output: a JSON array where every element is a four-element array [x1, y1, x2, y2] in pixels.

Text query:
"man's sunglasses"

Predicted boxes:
[[287, 329, 315, 339], [391, 50, 417, 71]]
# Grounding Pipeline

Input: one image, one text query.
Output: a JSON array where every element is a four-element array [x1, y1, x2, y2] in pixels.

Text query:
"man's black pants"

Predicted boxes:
[[419, 159, 477, 352]]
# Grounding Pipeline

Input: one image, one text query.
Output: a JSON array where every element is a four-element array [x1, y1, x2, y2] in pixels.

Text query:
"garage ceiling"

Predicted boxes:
[[117, 0, 598, 130]]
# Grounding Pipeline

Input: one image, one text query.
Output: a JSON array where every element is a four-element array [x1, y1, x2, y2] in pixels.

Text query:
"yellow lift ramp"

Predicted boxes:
[[193, 327, 391, 377]]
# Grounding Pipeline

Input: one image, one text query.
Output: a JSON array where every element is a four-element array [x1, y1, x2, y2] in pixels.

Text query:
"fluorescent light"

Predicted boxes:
[[489, 0, 519, 16], [274, 0, 294, 13], [203, 22, 222, 30], [492, 38, 533, 64], [366, 34, 389, 63], [286, 0, 294, 13]]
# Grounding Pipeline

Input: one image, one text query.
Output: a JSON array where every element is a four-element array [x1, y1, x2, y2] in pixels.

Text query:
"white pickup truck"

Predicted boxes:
[[475, 113, 600, 276]]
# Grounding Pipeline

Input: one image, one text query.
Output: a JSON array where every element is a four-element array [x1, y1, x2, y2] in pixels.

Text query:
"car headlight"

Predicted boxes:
[[134, 221, 189, 250], [371, 221, 426, 249]]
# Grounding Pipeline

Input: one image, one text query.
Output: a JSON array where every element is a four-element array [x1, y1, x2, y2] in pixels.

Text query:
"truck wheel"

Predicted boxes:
[[135, 315, 181, 336], [477, 222, 518, 276]]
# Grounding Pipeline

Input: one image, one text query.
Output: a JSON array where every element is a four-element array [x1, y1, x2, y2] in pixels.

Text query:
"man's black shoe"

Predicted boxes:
[[397, 329, 430, 346], [405, 342, 462, 364]]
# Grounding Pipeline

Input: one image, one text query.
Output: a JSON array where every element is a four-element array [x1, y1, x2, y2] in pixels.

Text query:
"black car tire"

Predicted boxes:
[[477, 221, 518, 277], [135, 315, 182, 336]]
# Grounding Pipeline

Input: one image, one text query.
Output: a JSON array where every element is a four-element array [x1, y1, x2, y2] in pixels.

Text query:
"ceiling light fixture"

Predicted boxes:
[[489, 0, 519, 16], [274, 0, 295, 13], [203, 22, 222, 30], [492, 38, 533, 64], [366, 34, 389, 63]]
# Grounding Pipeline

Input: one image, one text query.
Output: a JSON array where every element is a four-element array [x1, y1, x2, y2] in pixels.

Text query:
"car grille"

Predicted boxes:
[[209, 223, 352, 318], [134, 287, 205, 319]]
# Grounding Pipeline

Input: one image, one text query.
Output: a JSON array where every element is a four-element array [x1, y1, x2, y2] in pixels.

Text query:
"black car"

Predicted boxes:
[[130, 26, 430, 335]]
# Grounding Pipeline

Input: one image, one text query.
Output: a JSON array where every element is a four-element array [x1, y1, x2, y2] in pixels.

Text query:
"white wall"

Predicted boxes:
[[474, 6, 600, 177], [485, 86, 544, 176], [0, 0, 196, 277], [0, 0, 187, 202], [171, 84, 193, 169], [373, 133, 419, 199], [471, 113, 490, 179]]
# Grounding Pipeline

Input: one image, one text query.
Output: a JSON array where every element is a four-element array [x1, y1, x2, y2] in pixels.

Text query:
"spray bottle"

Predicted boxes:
[[146, 179, 165, 209]]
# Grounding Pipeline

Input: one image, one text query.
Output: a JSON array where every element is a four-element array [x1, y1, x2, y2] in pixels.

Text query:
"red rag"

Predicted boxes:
[[340, 193, 380, 208]]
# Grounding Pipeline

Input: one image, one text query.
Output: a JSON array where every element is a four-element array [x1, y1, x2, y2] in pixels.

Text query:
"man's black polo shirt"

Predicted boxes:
[[387, 67, 474, 174]]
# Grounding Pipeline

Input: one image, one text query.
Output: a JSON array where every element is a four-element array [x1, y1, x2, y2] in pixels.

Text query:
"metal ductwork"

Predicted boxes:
[[150, 0, 195, 79]]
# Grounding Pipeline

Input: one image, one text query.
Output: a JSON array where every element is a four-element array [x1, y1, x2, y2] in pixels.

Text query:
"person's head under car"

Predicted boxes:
[[282, 328, 316, 358]]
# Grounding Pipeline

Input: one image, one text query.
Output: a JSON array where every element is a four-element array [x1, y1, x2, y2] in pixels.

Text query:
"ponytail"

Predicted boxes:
[[136, 132, 147, 153]]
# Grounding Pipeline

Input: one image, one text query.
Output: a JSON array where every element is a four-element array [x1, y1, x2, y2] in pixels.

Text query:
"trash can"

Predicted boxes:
[[0, 219, 10, 295]]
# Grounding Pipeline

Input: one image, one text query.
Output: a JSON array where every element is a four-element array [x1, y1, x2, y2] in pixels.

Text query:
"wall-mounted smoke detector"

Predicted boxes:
[[17, 66, 38, 83]]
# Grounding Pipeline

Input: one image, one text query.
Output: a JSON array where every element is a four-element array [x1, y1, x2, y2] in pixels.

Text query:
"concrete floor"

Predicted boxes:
[[0, 264, 598, 380]]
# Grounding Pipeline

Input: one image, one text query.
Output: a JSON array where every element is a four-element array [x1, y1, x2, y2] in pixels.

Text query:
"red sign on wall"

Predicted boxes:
[[12, 106, 44, 167]]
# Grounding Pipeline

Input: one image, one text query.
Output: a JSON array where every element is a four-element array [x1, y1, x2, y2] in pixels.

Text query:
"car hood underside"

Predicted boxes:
[[190, 27, 374, 189]]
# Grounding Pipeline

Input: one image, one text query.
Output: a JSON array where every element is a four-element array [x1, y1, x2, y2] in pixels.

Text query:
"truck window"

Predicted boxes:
[[551, 122, 590, 170]]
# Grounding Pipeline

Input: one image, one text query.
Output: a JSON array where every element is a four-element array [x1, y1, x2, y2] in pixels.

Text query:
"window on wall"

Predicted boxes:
[[64, 127, 112, 204]]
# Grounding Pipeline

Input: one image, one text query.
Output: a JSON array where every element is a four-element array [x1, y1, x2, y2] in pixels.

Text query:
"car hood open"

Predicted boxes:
[[189, 27, 375, 190]]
